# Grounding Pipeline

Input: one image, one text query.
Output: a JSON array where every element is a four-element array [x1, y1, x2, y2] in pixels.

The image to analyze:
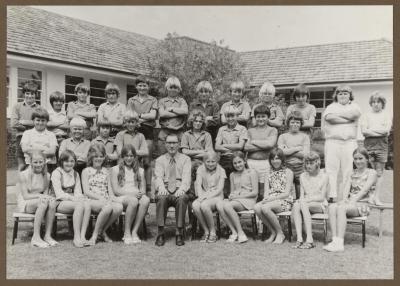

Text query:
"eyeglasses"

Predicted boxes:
[[166, 141, 179, 144]]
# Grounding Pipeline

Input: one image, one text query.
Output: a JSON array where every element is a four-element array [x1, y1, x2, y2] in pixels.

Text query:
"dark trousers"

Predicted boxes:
[[156, 193, 189, 234]]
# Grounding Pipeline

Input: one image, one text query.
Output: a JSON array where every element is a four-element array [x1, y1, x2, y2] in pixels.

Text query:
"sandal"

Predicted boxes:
[[132, 237, 142, 244], [200, 234, 209, 243], [292, 241, 303, 249], [300, 242, 315, 249], [207, 234, 218, 243]]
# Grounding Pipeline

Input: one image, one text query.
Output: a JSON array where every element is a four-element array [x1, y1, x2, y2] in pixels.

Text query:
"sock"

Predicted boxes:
[[336, 237, 344, 246]]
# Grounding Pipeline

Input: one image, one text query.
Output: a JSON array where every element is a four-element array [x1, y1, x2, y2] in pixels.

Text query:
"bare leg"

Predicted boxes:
[[193, 200, 209, 235], [26, 199, 48, 246], [131, 196, 150, 239], [223, 201, 246, 237], [80, 201, 92, 243], [300, 201, 323, 244], [43, 199, 58, 245], [254, 202, 276, 243], [88, 203, 113, 245], [292, 201, 303, 242], [260, 201, 285, 243], [102, 202, 123, 241], [123, 197, 139, 240], [201, 199, 220, 235], [216, 200, 236, 236], [373, 163, 385, 205], [328, 203, 338, 238]]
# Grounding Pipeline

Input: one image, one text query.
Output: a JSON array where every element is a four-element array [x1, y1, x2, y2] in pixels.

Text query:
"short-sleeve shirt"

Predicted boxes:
[[216, 124, 248, 146], [59, 138, 91, 163], [158, 96, 188, 130], [322, 102, 361, 141], [286, 103, 317, 130], [127, 95, 158, 127], [251, 102, 284, 123], [67, 101, 96, 128], [91, 136, 116, 155], [180, 130, 213, 152], [220, 100, 251, 118], [114, 130, 148, 156], [11, 101, 39, 137], [189, 100, 220, 127], [196, 164, 226, 195], [20, 128, 58, 164], [97, 102, 126, 125]]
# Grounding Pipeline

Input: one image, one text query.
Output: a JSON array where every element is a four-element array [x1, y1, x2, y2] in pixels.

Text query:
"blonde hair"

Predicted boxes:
[[229, 81, 245, 92], [123, 110, 139, 123], [259, 82, 276, 96], [196, 81, 213, 93], [304, 151, 321, 171], [28, 150, 49, 192], [223, 106, 240, 116], [165, 76, 182, 91], [369, 91, 386, 109], [203, 151, 220, 163]]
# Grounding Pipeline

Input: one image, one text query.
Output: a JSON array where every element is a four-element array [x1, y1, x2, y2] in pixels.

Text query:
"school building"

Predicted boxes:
[[6, 6, 393, 167]]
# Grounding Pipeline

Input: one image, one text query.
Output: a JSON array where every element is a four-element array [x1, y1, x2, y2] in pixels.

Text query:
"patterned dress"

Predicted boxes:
[[266, 168, 294, 211], [347, 168, 375, 216], [87, 167, 110, 199]]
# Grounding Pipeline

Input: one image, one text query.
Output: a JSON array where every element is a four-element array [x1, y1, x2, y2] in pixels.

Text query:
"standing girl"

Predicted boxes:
[[278, 111, 310, 199], [323, 147, 377, 252], [192, 151, 226, 243], [216, 151, 258, 243], [81, 143, 123, 245], [254, 148, 294, 244], [51, 150, 92, 247], [110, 144, 150, 244], [291, 151, 328, 249], [16, 150, 58, 247]]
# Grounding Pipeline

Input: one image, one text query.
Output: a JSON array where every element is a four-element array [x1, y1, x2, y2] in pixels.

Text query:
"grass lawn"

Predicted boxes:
[[6, 171, 394, 279]]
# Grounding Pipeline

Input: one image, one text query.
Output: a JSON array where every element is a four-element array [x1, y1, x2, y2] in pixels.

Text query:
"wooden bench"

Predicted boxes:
[[237, 210, 258, 239], [369, 203, 393, 237]]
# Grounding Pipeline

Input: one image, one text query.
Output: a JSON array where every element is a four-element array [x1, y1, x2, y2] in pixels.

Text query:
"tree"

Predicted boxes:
[[147, 33, 251, 105]]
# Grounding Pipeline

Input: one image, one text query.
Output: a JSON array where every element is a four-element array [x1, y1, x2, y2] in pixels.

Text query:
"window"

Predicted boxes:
[[309, 88, 335, 127], [90, 79, 107, 108], [127, 84, 138, 101], [17, 68, 42, 104], [65, 75, 84, 104]]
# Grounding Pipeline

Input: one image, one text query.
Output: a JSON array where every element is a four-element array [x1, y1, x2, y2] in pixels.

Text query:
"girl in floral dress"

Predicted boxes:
[[254, 148, 294, 244]]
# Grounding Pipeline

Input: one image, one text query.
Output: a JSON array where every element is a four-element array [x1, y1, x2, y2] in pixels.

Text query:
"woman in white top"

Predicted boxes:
[[51, 150, 92, 247], [110, 144, 150, 244], [17, 150, 58, 248]]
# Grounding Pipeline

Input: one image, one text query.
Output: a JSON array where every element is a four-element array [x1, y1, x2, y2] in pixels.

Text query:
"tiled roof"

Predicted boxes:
[[7, 6, 160, 76], [239, 39, 393, 86], [7, 7, 393, 86]]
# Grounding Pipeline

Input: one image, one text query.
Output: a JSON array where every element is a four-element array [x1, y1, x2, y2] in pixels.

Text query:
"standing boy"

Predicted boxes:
[[11, 81, 40, 171], [97, 83, 126, 138], [91, 121, 118, 168], [220, 81, 251, 127], [67, 83, 96, 140]]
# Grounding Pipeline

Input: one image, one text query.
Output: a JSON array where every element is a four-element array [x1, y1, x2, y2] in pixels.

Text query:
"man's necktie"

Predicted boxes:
[[168, 157, 177, 193]]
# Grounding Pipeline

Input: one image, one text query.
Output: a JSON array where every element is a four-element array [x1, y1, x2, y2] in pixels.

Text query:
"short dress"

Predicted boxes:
[[230, 169, 257, 210], [266, 168, 294, 212], [300, 171, 328, 212], [17, 170, 49, 212], [347, 168, 375, 216], [86, 167, 110, 199], [112, 165, 143, 194], [197, 164, 226, 199], [51, 167, 78, 196]]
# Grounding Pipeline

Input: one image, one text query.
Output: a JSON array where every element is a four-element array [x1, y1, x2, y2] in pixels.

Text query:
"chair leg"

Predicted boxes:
[[118, 215, 124, 238], [52, 217, 57, 239], [191, 216, 197, 241], [323, 219, 327, 243], [362, 221, 366, 248], [12, 218, 19, 245], [142, 217, 148, 241], [287, 216, 292, 242], [216, 213, 221, 239], [252, 214, 258, 240]]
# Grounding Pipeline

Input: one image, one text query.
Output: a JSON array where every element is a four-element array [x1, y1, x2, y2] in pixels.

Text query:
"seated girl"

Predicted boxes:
[[51, 150, 92, 248], [192, 151, 226, 243], [181, 109, 213, 200], [323, 147, 377, 252], [216, 151, 258, 243], [110, 144, 150, 244], [254, 148, 294, 244], [16, 150, 58, 248], [291, 151, 328, 249], [81, 143, 123, 245]]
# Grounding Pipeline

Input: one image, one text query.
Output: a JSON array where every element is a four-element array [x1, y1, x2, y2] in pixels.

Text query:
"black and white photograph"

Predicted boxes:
[[5, 4, 393, 279]]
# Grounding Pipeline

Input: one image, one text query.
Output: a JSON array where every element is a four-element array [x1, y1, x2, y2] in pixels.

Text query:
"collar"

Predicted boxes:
[[22, 101, 37, 107], [164, 96, 181, 103], [132, 94, 152, 102], [93, 136, 113, 144], [71, 137, 85, 144], [49, 107, 66, 115], [187, 130, 206, 135], [165, 152, 181, 161], [105, 101, 120, 106], [193, 100, 213, 107], [225, 123, 240, 131], [229, 100, 244, 106], [74, 101, 89, 106], [32, 128, 48, 135]]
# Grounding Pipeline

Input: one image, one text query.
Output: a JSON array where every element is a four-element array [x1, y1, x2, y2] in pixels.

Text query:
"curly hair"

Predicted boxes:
[[187, 109, 207, 130]]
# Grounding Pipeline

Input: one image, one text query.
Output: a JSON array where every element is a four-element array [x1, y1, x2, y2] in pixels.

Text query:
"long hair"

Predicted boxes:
[[352, 147, 372, 169], [87, 143, 107, 168], [58, 150, 77, 168], [28, 150, 49, 192], [187, 109, 207, 130], [304, 151, 321, 173], [269, 147, 286, 170], [117, 144, 141, 188], [231, 151, 249, 170]]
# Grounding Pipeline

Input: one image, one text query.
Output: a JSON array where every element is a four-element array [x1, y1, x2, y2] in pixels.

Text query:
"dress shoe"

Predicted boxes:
[[176, 235, 185, 246], [155, 234, 165, 246]]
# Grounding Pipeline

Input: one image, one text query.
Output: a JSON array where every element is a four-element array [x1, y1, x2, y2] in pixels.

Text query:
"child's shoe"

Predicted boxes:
[[227, 234, 238, 242], [237, 234, 248, 243], [292, 241, 303, 249], [199, 233, 209, 243], [207, 234, 218, 243]]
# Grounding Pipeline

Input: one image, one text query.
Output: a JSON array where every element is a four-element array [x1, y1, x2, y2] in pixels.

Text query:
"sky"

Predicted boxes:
[[34, 5, 392, 52]]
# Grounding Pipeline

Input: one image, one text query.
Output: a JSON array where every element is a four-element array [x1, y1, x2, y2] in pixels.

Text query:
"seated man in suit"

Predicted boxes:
[[154, 134, 192, 246]]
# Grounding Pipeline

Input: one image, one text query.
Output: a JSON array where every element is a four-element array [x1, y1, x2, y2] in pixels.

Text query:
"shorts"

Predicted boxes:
[[247, 159, 270, 183], [364, 137, 388, 163], [137, 124, 155, 140]]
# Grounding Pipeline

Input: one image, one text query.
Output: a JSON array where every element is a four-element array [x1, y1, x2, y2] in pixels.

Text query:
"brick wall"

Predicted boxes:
[[7, 119, 18, 168]]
